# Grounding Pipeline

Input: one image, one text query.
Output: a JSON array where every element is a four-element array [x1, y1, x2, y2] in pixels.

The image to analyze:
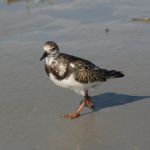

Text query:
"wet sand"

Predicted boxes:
[[0, 0, 150, 150]]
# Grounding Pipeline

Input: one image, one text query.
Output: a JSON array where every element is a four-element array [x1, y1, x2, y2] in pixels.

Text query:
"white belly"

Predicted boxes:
[[49, 73, 100, 95], [49, 73, 83, 88]]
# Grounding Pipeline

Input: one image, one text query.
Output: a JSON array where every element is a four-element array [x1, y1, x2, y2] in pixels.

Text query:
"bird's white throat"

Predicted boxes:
[[45, 54, 58, 66], [46, 56, 54, 66]]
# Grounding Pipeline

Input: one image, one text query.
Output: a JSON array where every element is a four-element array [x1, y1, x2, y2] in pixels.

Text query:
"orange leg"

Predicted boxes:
[[84, 90, 95, 110], [64, 99, 85, 119], [64, 90, 94, 119], [85, 99, 95, 110]]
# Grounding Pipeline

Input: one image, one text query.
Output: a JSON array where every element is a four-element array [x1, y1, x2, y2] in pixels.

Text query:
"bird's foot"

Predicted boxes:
[[64, 112, 80, 119]]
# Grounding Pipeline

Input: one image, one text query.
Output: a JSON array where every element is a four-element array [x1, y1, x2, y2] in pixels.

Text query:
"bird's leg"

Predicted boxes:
[[84, 90, 95, 110], [64, 99, 86, 119], [63, 91, 94, 119]]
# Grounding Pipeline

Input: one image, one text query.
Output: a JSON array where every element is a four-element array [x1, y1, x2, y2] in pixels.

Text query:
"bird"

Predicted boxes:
[[40, 41, 125, 119]]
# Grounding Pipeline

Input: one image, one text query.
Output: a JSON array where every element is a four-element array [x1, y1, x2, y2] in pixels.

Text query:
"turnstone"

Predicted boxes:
[[40, 41, 124, 119]]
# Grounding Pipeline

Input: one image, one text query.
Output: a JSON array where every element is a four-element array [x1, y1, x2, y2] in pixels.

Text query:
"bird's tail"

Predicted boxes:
[[106, 70, 125, 79]]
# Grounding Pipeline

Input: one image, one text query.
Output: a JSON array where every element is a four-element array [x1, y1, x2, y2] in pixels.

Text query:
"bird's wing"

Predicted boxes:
[[46, 53, 107, 82], [73, 60, 107, 84], [56, 53, 107, 83]]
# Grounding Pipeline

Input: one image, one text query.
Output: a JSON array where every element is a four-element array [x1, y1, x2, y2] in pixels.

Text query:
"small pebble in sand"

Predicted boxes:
[[105, 28, 110, 33]]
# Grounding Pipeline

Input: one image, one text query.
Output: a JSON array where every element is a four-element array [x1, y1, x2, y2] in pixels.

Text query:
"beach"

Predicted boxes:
[[0, 0, 150, 149]]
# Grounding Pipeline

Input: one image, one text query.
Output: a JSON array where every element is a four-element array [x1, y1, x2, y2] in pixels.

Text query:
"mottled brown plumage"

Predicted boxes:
[[44, 53, 124, 83]]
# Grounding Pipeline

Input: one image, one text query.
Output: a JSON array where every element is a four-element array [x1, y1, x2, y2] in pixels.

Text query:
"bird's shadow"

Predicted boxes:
[[90, 92, 150, 112]]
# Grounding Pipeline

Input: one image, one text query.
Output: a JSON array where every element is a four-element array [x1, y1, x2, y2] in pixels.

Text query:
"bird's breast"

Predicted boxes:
[[49, 73, 83, 89]]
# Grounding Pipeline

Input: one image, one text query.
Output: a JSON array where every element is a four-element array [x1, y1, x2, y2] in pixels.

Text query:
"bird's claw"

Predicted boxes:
[[64, 113, 80, 119]]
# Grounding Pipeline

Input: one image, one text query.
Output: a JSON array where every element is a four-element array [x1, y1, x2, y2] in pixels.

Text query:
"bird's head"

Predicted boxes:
[[40, 41, 59, 61]]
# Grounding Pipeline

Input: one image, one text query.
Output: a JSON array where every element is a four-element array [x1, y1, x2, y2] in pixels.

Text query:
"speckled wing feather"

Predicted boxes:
[[57, 53, 107, 83], [73, 61, 107, 84], [44, 53, 124, 82]]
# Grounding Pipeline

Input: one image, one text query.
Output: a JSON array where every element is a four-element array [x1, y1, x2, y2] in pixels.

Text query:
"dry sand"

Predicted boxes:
[[0, 0, 150, 150]]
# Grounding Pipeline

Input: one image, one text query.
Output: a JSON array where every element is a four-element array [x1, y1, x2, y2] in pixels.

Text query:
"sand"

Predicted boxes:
[[0, 0, 150, 150]]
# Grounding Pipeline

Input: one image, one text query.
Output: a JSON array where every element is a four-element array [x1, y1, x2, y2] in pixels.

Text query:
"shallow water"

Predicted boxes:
[[0, 0, 150, 150]]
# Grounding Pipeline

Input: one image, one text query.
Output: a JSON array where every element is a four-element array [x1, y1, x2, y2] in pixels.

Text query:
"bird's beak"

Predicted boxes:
[[40, 51, 48, 61]]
